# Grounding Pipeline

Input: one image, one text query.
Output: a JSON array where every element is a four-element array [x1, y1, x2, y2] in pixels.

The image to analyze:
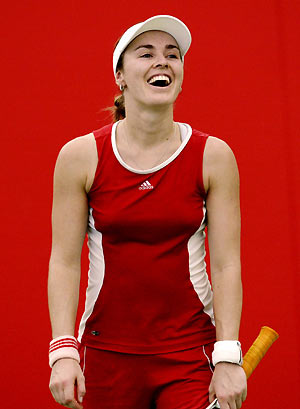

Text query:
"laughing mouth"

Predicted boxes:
[[147, 75, 172, 87]]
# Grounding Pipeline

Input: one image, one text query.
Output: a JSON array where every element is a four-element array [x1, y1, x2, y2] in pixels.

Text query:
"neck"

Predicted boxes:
[[121, 100, 175, 148]]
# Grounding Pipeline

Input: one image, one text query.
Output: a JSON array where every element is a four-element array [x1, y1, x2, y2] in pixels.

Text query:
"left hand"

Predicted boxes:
[[209, 362, 247, 409]]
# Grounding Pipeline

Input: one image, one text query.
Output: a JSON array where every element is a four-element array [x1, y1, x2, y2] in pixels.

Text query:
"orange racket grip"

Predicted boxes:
[[242, 326, 279, 379]]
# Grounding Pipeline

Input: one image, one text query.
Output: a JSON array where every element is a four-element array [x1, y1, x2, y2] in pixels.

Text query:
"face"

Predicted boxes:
[[116, 30, 184, 109]]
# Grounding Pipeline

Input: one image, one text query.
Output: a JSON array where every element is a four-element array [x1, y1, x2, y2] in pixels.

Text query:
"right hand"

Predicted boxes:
[[49, 358, 86, 409]]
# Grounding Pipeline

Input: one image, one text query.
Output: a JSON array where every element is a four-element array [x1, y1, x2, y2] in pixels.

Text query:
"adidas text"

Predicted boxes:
[[139, 180, 154, 190]]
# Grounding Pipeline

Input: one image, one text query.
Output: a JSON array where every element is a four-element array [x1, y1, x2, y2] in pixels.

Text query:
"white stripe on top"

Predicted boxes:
[[187, 203, 215, 326], [78, 208, 105, 342]]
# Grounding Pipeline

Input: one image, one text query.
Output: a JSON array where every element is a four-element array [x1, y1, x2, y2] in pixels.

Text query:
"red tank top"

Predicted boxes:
[[78, 122, 216, 353]]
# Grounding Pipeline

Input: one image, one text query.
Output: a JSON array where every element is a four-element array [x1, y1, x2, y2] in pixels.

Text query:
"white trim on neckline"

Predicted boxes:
[[111, 121, 192, 175]]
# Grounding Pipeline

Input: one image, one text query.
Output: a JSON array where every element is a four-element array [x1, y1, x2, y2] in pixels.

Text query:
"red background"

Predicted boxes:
[[1, 1, 299, 408]]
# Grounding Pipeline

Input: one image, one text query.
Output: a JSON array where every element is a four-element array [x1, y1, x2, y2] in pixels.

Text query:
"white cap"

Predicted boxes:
[[113, 15, 192, 77]]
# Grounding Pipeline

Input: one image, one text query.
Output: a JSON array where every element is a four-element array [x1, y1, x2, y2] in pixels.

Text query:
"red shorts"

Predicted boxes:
[[79, 343, 214, 409]]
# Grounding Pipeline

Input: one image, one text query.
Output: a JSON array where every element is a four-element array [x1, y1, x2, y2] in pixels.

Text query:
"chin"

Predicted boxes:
[[145, 90, 179, 107]]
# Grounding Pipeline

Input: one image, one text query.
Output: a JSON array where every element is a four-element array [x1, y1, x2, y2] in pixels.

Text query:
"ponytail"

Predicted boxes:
[[104, 42, 126, 122], [113, 93, 126, 121], [103, 93, 126, 122]]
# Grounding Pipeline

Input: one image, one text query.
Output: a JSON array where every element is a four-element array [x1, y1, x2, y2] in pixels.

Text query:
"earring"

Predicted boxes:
[[119, 84, 125, 91]]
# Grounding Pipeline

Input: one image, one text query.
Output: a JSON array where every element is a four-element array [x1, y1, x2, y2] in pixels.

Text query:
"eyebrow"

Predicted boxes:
[[134, 44, 180, 52]]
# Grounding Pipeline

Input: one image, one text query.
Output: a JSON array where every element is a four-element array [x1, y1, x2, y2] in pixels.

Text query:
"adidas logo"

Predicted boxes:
[[139, 180, 154, 190]]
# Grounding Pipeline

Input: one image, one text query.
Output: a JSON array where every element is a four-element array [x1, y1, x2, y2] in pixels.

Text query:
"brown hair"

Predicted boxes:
[[112, 93, 125, 121], [106, 44, 126, 122]]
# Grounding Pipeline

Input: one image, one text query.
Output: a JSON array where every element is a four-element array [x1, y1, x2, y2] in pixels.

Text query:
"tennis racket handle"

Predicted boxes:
[[242, 326, 279, 379]]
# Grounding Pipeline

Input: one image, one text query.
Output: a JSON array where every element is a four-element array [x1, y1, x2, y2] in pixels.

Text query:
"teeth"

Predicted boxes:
[[148, 75, 170, 84]]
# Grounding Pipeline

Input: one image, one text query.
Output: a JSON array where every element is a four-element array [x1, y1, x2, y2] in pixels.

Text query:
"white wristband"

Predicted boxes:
[[49, 335, 80, 368], [212, 340, 243, 366]]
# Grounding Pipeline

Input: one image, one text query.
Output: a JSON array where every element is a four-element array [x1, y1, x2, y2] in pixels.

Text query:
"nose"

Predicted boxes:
[[153, 55, 169, 68], [154, 62, 169, 68]]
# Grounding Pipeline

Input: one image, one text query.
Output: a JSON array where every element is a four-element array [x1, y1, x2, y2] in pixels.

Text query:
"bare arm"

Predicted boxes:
[[203, 137, 246, 409], [204, 137, 242, 340], [49, 139, 89, 337], [48, 134, 97, 409]]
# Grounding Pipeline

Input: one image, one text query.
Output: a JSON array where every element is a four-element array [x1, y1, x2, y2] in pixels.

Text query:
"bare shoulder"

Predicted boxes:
[[55, 133, 98, 191], [204, 136, 237, 164], [203, 136, 239, 191], [57, 133, 96, 163]]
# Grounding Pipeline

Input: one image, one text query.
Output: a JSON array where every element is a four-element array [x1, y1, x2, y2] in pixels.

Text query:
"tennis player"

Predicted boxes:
[[48, 15, 247, 409]]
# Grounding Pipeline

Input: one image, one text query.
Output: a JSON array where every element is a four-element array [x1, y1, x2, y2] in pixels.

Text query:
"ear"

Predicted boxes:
[[115, 70, 125, 88]]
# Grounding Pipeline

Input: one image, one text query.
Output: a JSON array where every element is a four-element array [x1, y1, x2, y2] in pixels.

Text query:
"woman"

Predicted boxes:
[[48, 15, 247, 409]]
